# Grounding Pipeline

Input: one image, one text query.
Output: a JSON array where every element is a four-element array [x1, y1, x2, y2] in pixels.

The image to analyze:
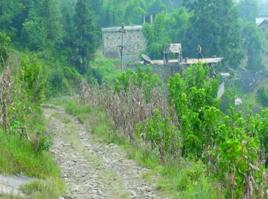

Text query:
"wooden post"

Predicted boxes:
[[119, 24, 126, 71]]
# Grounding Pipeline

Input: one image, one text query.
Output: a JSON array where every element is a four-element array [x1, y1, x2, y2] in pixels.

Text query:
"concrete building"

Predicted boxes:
[[101, 25, 146, 63]]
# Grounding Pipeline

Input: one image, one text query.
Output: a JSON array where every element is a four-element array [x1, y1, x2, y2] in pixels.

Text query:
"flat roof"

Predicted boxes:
[[256, 16, 268, 25], [140, 58, 223, 65], [102, 25, 143, 33]]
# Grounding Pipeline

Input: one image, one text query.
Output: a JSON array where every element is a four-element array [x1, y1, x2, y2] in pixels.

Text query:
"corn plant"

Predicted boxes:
[[79, 67, 169, 142], [0, 66, 12, 132]]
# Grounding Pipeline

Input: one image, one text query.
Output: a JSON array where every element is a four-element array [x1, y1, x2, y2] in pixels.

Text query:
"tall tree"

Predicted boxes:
[[73, 0, 99, 74], [143, 13, 172, 58], [60, 3, 75, 63], [238, 0, 258, 22], [22, 0, 62, 50], [184, 0, 243, 68], [143, 8, 190, 59], [0, 1, 24, 37], [241, 22, 263, 71]]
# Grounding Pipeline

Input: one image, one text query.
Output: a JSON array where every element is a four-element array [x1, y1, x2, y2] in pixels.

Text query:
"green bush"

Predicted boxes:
[[257, 87, 268, 107], [90, 52, 120, 83], [167, 63, 265, 198], [44, 61, 82, 98], [115, 66, 161, 101], [0, 32, 11, 67], [168, 64, 220, 157], [19, 55, 46, 104], [135, 109, 180, 161]]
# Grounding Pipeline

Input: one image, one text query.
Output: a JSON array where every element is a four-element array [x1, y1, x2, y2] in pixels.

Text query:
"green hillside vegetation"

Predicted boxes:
[[1, 0, 268, 198]]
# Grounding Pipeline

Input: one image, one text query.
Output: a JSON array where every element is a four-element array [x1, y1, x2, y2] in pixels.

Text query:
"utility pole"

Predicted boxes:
[[118, 24, 126, 71]]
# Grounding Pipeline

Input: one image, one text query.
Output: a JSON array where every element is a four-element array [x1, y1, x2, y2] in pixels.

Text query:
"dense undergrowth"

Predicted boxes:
[[0, 25, 122, 197], [0, 33, 65, 198], [65, 64, 268, 199]]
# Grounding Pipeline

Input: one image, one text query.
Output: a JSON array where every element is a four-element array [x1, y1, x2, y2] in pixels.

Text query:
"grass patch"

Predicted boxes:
[[20, 178, 64, 199], [0, 195, 21, 199], [0, 130, 59, 178], [58, 98, 225, 198], [0, 130, 64, 199], [64, 100, 91, 123], [0, 127, 64, 198]]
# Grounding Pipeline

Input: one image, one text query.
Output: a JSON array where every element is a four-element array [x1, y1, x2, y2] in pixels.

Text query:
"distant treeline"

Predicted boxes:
[[0, 0, 266, 75]]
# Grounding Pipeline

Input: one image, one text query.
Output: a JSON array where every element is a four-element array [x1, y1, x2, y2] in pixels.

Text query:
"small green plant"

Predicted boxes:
[[135, 109, 180, 161]]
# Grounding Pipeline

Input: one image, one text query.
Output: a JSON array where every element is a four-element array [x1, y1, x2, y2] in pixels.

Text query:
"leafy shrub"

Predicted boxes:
[[168, 63, 219, 157], [168, 63, 267, 198], [0, 32, 11, 67], [45, 61, 81, 97], [254, 109, 268, 165], [135, 109, 180, 161], [19, 55, 46, 104], [257, 87, 268, 107], [4, 54, 52, 153], [115, 66, 161, 101], [90, 52, 120, 83], [205, 110, 262, 198], [47, 66, 70, 97]]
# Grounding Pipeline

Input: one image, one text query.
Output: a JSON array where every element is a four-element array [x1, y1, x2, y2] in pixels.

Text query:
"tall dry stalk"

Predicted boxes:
[[0, 65, 12, 132], [79, 81, 175, 141]]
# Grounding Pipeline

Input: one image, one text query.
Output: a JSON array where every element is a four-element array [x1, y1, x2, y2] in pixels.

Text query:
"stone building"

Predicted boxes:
[[101, 25, 146, 63]]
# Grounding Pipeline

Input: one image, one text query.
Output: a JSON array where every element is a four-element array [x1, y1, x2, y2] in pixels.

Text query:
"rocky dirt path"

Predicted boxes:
[[44, 106, 167, 199]]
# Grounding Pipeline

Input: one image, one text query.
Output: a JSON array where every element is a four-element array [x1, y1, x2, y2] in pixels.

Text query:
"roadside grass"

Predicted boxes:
[[0, 195, 21, 199], [0, 130, 59, 178], [0, 106, 64, 199], [65, 100, 91, 123], [59, 98, 225, 199], [0, 130, 64, 199], [20, 178, 64, 199]]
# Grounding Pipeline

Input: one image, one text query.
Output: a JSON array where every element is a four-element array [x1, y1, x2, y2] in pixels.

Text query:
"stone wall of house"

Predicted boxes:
[[150, 64, 181, 81], [102, 25, 147, 63], [130, 64, 181, 82]]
